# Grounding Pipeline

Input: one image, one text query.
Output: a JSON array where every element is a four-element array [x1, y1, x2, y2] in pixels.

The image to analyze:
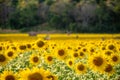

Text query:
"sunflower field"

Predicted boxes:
[[0, 34, 120, 80]]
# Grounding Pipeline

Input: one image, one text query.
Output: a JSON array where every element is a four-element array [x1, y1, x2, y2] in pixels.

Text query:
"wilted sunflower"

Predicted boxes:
[[29, 54, 41, 66], [75, 62, 87, 75], [0, 70, 17, 80], [20, 67, 49, 80], [88, 53, 107, 73], [0, 53, 8, 66]]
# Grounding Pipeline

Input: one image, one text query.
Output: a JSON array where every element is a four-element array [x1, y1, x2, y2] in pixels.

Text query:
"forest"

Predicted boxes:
[[0, 0, 120, 33]]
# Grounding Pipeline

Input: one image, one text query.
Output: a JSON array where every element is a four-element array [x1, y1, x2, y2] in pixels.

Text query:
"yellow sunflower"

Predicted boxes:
[[75, 62, 87, 75], [109, 53, 120, 65], [17, 44, 27, 53], [5, 49, 17, 60], [56, 48, 68, 60], [103, 64, 115, 76], [65, 58, 74, 69], [44, 54, 54, 65], [106, 43, 116, 52], [88, 53, 107, 73], [0, 70, 17, 80], [35, 39, 46, 49], [20, 67, 49, 80], [29, 54, 41, 66], [0, 53, 9, 66]]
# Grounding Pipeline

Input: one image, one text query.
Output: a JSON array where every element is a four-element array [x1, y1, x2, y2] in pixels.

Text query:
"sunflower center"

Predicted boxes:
[[19, 45, 26, 50], [5, 75, 15, 80], [105, 51, 112, 56], [80, 52, 84, 56], [93, 57, 103, 66], [12, 47, 16, 50], [112, 56, 118, 62], [77, 64, 85, 71], [90, 49, 94, 52], [8, 51, 13, 57], [27, 44, 31, 48], [28, 72, 43, 80], [47, 56, 53, 61], [69, 61, 73, 65], [108, 45, 115, 50], [83, 48, 87, 52], [0, 46, 2, 51], [104, 64, 113, 72], [37, 41, 44, 48], [0, 54, 6, 62], [74, 53, 78, 57], [58, 49, 65, 56], [33, 56, 39, 63]]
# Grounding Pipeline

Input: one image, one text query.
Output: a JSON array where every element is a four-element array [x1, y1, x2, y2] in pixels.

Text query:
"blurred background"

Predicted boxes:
[[0, 0, 120, 33]]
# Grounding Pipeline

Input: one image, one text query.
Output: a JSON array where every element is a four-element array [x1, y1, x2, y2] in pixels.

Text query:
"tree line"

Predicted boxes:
[[0, 0, 120, 33]]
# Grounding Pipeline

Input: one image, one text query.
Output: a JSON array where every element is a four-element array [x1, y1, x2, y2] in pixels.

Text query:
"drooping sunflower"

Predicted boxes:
[[46, 74, 58, 80], [20, 67, 49, 80], [0, 53, 9, 66], [88, 53, 107, 73], [29, 54, 41, 66], [0, 70, 17, 80], [75, 62, 87, 75]]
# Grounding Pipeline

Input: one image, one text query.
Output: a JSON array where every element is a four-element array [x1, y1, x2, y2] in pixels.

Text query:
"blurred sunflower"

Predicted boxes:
[[0, 53, 8, 66], [75, 62, 87, 75], [17, 44, 27, 53], [44, 54, 54, 65], [56, 48, 67, 60], [5, 49, 17, 60], [65, 58, 74, 68], [88, 53, 107, 73], [103, 64, 115, 76], [0, 70, 17, 80], [106, 43, 116, 52], [20, 67, 49, 80], [35, 39, 46, 49], [29, 54, 41, 66], [109, 53, 120, 65]]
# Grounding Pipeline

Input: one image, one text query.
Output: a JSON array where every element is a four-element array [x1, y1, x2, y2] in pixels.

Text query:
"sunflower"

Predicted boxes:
[[35, 39, 46, 49], [56, 48, 67, 60], [44, 54, 54, 65], [109, 53, 120, 65], [106, 43, 116, 52], [0, 53, 8, 66], [65, 58, 74, 68], [88, 53, 107, 73], [29, 54, 41, 66], [20, 67, 49, 80], [75, 62, 87, 75], [17, 44, 27, 53], [104, 50, 113, 57], [79, 51, 86, 59], [103, 64, 115, 76], [5, 49, 17, 60], [0, 70, 17, 80]]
